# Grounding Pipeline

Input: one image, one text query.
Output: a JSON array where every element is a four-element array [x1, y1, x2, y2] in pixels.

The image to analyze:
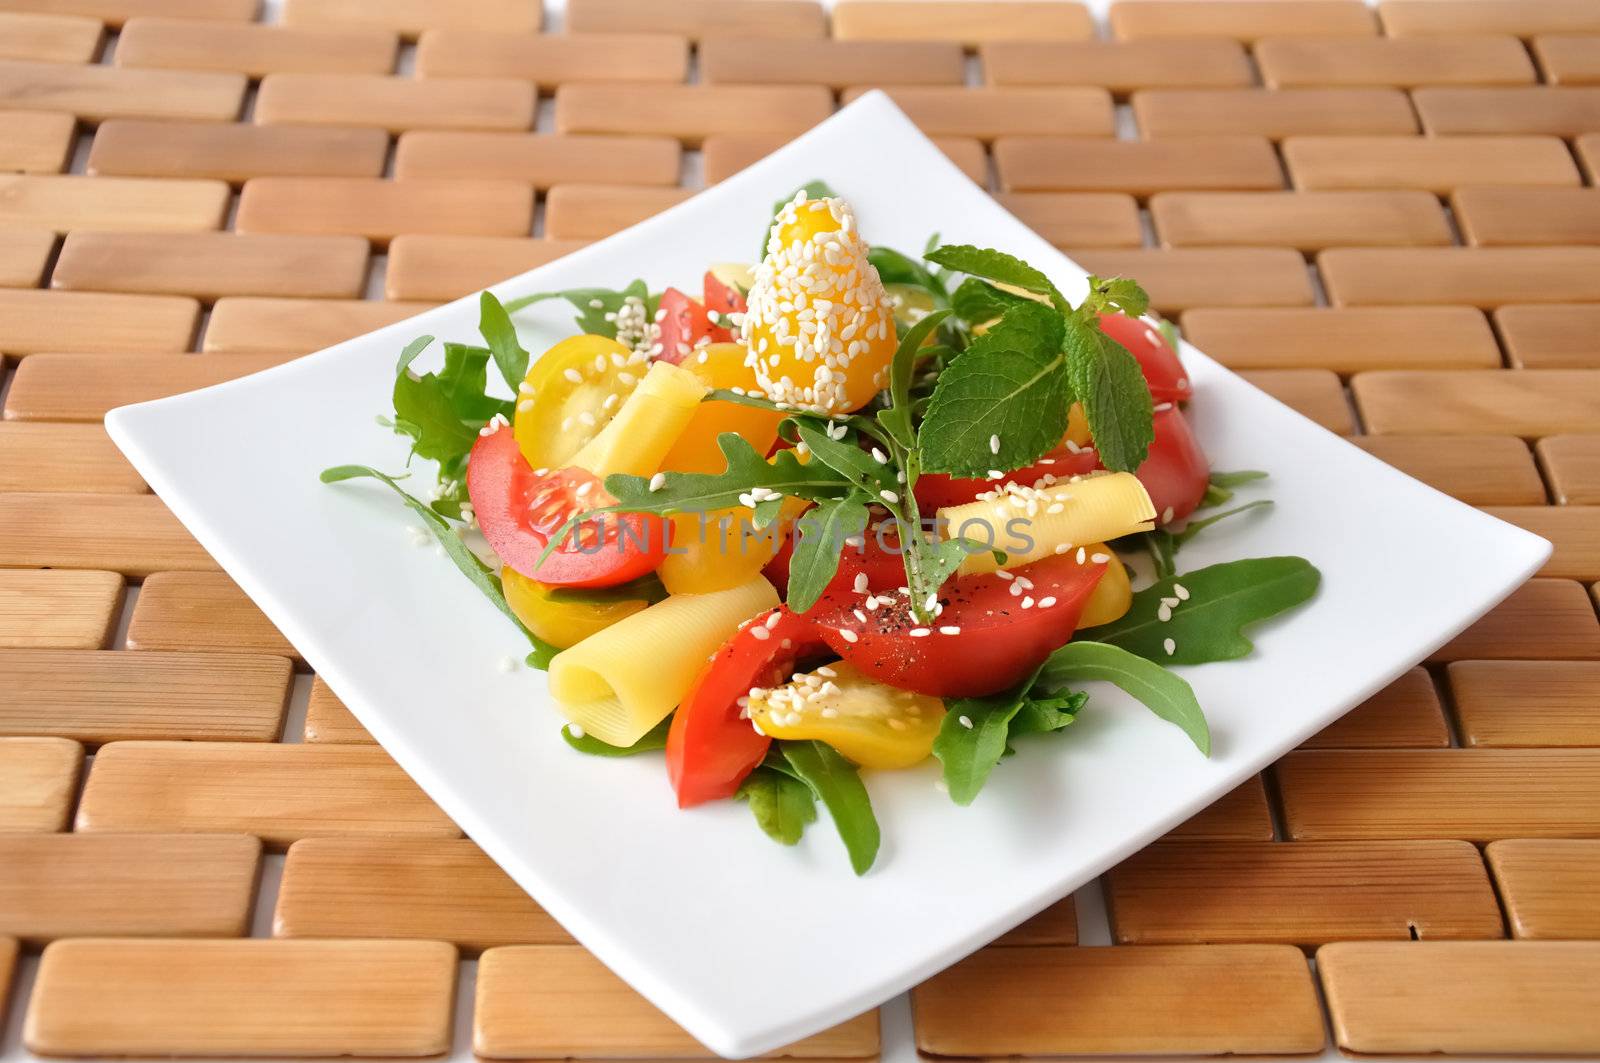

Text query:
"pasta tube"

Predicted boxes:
[[939, 471, 1155, 576], [547, 576, 779, 747], [568, 360, 707, 480]]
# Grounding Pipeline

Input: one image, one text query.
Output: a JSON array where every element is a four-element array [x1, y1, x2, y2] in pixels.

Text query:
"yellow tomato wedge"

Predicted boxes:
[[661, 341, 786, 475], [748, 660, 945, 770], [744, 194, 897, 413], [568, 360, 707, 480], [659, 496, 806, 596], [1076, 543, 1133, 628], [502, 567, 650, 649], [513, 334, 641, 471]]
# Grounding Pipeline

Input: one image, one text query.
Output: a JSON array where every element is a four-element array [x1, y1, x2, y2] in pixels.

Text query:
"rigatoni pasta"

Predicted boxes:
[[939, 471, 1156, 576], [548, 576, 779, 746]]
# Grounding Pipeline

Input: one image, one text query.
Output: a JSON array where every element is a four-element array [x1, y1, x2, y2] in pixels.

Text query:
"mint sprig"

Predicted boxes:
[[925, 244, 1067, 313], [1062, 315, 1153, 475]]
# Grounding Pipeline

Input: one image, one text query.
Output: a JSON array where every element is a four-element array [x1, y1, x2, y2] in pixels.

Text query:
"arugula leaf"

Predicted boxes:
[[502, 279, 651, 338], [605, 434, 853, 514], [396, 334, 435, 374], [918, 301, 1070, 477], [562, 716, 671, 757], [868, 245, 949, 303], [1011, 688, 1087, 737], [926, 244, 1066, 311], [478, 291, 529, 392], [1061, 315, 1153, 474], [914, 536, 978, 595], [737, 768, 818, 846], [949, 276, 1032, 326], [392, 355, 483, 465], [1204, 469, 1268, 507], [793, 421, 895, 497], [543, 572, 667, 606], [319, 465, 559, 668], [1090, 556, 1320, 668], [934, 683, 1030, 805], [782, 740, 880, 875], [1036, 640, 1210, 755], [1171, 500, 1273, 547], [880, 309, 950, 448], [787, 494, 871, 613]]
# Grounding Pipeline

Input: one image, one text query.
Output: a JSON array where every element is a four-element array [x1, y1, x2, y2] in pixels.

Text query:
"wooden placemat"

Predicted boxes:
[[3, 0, 1600, 1058]]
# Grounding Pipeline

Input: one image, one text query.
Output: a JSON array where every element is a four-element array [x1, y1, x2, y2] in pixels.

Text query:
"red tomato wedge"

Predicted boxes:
[[702, 269, 746, 327], [667, 607, 828, 807], [1140, 405, 1209, 525], [914, 446, 1099, 511], [656, 285, 739, 365], [813, 552, 1107, 698], [466, 424, 667, 588], [1100, 312, 1192, 405]]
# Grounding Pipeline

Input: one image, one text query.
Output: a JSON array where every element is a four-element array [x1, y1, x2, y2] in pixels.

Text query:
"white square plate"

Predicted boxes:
[[109, 93, 1549, 1059]]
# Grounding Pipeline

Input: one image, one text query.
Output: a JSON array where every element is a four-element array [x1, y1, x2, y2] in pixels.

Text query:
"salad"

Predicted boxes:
[[326, 185, 1319, 874]]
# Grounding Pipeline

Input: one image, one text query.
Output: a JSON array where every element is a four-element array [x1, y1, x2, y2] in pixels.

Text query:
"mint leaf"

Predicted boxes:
[[320, 465, 559, 668], [926, 244, 1065, 312], [1091, 556, 1320, 668], [934, 683, 1029, 805], [787, 494, 870, 613], [1087, 274, 1149, 319], [478, 291, 529, 392], [781, 740, 880, 875], [1037, 640, 1209, 755], [737, 767, 818, 846], [1062, 315, 1153, 473], [918, 301, 1069, 477], [605, 434, 853, 514], [562, 716, 670, 756], [950, 277, 1031, 326]]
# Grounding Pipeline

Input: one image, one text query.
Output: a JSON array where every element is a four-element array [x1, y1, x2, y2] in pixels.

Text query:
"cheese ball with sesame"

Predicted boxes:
[[743, 194, 898, 414]]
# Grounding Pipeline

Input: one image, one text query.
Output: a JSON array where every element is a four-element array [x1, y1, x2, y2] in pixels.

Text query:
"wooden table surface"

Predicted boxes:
[[3, 0, 1600, 1058]]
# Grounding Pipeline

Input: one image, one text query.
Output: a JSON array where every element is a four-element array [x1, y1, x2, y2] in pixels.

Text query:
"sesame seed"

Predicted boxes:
[[1174, 583, 1190, 601], [989, 434, 1001, 454], [1076, 547, 1087, 563], [1038, 596, 1056, 608], [880, 490, 900, 504], [853, 572, 869, 594], [648, 472, 666, 492], [750, 625, 770, 641], [1162, 506, 1175, 524], [516, 399, 533, 412], [563, 368, 583, 384], [939, 625, 961, 635], [1163, 638, 1176, 656], [1157, 603, 1172, 622], [498, 655, 519, 673], [837, 627, 859, 643], [1055, 543, 1071, 554], [909, 628, 931, 637], [1091, 552, 1110, 563], [871, 447, 888, 464], [1021, 596, 1035, 609], [958, 715, 973, 729], [567, 723, 586, 739], [764, 611, 782, 630]]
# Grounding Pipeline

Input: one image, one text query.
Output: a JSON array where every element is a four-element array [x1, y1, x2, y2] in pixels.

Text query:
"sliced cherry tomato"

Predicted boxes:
[[813, 551, 1107, 698], [501, 567, 651, 649], [512, 333, 639, 472], [1140, 405, 1209, 525], [914, 445, 1099, 511], [1100, 312, 1192, 405], [667, 607, 829, 807], [748, 660, 945, 770], [467, 424, 666, 588], [702, 269, 746, 331], [655, 287, 730, 365]]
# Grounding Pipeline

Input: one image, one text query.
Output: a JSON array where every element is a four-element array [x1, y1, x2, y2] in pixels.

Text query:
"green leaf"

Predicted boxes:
[[1090, 556, 1320, 668], [392, 368, 479, 465], [396, 334, 435, 374], [868, 245, 949, 302], [934, 683, 1030, 805], [604, 434, 854, 515], [1037, 640, 1210, 755], [949, 277, 1032, 326], [1087, 274, 1150, 319], [737, 768, 818, 846], [319, 465, 560, 667], [1156, 318, 1181, 354], [914, 536, 978, 595], [502, 280, 651, 338], [478, 291, 529, 392], [793, 421, 895, 497], [917, 301, 1070, 477], [1061, 315, 1154, 474], [781, 740, 880, 875], [1171, 499, 1273, 547], [1210, 469, 1269, 488], [1010, 688, 1087, 737], [786, 494, 871, 613], [543, 572, 667, 606], [925, 244, 1065, 311], [562, 716, 671, 756], [882, 308, 951, 448]]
